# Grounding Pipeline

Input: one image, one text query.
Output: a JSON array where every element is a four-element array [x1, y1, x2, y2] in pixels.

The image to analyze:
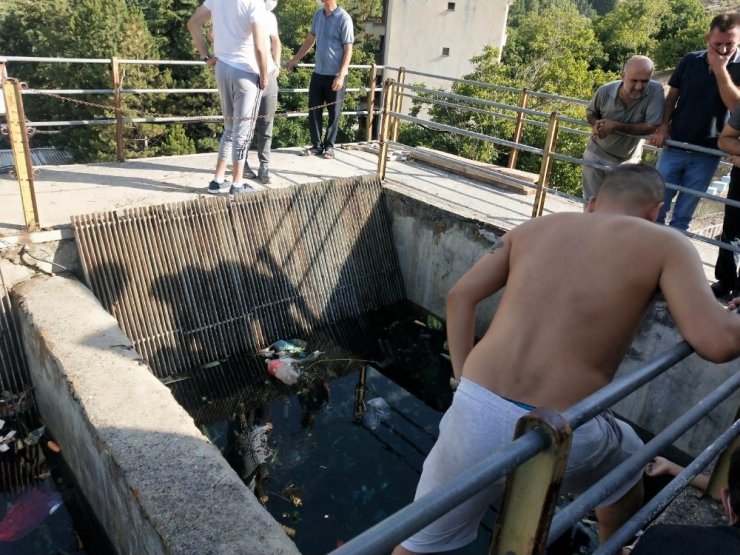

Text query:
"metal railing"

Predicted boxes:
[[375, 76, 740, 254], [0, 55, 382, 162], [3, 58, 740, 554], [330, 333, 740, 555]]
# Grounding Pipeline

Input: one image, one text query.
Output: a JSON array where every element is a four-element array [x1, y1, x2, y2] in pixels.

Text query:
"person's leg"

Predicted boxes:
[[716, 166, 740, 292], [229, 68, 262, 189], [256, 72, 278, 182], [595, 479, 644, 543], [581, 142, 614, 205], [323, 79, 347, 154], [655, 148, 686, 225], [213, 62, 234, 189], [307, 72, 325, 151], [667, 153, 720, 231]]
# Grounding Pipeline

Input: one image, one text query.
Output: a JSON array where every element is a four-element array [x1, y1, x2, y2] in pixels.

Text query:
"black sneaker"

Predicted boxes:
[[229, 183, 254, 195], [244, 163, 257, 179], [208, 180, 230, 194], [711, 281, 731, 299], [300, 146, 323, 156], [258, 165, 271, 184]]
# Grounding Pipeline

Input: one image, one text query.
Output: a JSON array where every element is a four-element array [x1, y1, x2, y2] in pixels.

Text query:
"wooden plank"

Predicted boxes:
[[409, 146, 537, 196]]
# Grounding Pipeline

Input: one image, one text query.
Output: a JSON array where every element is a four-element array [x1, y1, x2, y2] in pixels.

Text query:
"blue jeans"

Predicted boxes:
[[656, 147, 721, 231]]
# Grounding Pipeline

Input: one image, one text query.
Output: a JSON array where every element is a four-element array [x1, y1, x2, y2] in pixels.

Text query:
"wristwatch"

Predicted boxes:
[[202, 55, 212, 62]]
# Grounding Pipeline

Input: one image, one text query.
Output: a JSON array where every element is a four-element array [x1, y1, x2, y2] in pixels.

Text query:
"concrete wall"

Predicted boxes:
[[383, 188, 740, 457], [11, 273, 298, 555], [383, 0, 509, 92]]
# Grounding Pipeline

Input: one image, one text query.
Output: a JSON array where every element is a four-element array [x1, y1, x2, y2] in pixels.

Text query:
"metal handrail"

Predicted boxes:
[[549, 369, 740, 544], [595, 419, 740, 555], [330, 337, 698, 555]]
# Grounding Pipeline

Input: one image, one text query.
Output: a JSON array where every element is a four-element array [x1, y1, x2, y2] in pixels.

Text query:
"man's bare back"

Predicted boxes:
[[452, 197, 740, 412]]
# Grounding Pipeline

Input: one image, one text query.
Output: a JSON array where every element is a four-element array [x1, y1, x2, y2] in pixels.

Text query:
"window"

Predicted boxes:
[[442, 47, 450, 56], [447, 2, 456, 10]]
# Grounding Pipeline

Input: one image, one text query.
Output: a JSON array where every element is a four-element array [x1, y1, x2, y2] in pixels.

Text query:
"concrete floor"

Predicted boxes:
[[0, 143, 720, 282]]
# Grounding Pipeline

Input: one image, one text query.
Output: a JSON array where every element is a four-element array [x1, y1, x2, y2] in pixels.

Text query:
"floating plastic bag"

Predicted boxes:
[[362, 397, 391, 430], [267, 358, 301, 385]]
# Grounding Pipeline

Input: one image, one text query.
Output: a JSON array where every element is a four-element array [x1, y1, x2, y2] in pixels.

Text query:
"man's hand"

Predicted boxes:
[[592, 119, 618, 139], [707, 45, 732, 74], [648, 124, 670, 147], [730, 155, 740, 168], [332, 73, 346, 92], [285, 58, 298, 71], [206, 56, 217, 68], [259, 73, 268, 90]]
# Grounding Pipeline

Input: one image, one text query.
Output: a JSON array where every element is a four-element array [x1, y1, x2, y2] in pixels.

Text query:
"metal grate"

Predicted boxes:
[[71, 176, 405, 378]]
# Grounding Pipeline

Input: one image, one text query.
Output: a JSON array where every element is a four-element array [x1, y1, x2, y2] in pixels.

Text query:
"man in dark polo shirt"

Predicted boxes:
[[713, 105, 740, 298], [582, 55, 664, 202], [650, 12, 740, 231]]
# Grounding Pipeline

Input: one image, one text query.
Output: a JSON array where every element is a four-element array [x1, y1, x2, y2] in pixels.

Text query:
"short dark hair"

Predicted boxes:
[[599, 163, 665, 205], [709, 13, 740, 34], [729, 447, 740, 516]]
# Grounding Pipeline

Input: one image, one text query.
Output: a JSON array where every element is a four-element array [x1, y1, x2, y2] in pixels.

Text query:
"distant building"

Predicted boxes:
[[370, 0, 511, 95]]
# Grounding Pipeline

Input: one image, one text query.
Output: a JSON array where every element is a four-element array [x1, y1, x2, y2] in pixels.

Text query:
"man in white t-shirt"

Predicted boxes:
[[188, 0, 269, 195]]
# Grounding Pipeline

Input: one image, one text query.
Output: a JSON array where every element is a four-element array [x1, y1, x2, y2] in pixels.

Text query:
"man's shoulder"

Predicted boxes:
[[336, 6, 354, 23]]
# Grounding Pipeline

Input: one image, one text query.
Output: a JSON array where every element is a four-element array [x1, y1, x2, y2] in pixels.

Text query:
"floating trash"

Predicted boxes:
[[261, 339, 308, 358], [268, 359, 301, 385], [0, 487, 63, 542], [362, 397, 391, 430]]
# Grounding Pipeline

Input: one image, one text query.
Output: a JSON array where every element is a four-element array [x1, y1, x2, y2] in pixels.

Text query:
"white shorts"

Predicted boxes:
[[400, 378, 644, 553]]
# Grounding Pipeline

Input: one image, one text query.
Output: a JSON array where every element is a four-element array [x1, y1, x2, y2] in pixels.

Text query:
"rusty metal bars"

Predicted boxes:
[[531, 112, 560, 218], [1, 78, 39, 230]]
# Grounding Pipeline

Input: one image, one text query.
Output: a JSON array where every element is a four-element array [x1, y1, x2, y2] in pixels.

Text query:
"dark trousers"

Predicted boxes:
[[307, 72, 346, 150], [715, 166, 740, 290]]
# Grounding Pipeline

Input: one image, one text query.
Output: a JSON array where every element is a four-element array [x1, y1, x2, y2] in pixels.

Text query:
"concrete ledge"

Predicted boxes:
[[12, 274, 299, 555]]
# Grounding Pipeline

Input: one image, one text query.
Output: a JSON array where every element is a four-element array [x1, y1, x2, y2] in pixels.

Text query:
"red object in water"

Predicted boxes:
[[0, 487, 62, 542]]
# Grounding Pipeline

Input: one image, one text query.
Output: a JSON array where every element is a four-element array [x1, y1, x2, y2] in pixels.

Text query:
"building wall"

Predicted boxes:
[[383, 0, 510, 90]]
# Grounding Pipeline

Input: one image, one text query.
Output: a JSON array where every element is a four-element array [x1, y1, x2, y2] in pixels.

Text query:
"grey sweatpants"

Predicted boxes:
[[256, 71, 278, 166], [215, 61, 262, 165]]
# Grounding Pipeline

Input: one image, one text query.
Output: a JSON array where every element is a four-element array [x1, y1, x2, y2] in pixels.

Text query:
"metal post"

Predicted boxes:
[[365, 64, 377, 142], [490, 409, 572, 555], [507, 88, 529, 169], [531, 112, 560, 219], [391, 67, 406, 142], [706, 405, 740, 501], [377, 79, 395, 180], [112, 57, 125, 162], [1, 78, 40, 230]]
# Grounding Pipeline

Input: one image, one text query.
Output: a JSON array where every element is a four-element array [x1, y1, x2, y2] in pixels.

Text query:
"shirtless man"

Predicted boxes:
[[394, 164, 740, 554]]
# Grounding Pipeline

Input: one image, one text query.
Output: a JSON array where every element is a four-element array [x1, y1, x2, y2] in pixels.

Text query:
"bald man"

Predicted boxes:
[[582, 56, 665, 202]]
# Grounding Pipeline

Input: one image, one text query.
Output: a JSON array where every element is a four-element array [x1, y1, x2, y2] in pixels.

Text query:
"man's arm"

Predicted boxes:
[[252, 21, 269, 89], [719, 120, 740, 167], [595, 120, 659, 138], [286, 33, 316, 70], [332, 43, 352, 92], [708, 48, 740, 111], [659, 234, 740, 362], [187, 6, 216, 67], [270, 33, 281, 72], [649, 86, 679, 147], [446, 236, 512, 379]]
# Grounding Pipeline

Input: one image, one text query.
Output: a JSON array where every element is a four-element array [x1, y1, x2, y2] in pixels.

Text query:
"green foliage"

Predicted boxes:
[[157, 123, 196, 156]]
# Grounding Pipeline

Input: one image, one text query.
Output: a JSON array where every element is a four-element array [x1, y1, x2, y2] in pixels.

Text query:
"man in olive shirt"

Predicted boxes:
[[582, 55, 664, 202]]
